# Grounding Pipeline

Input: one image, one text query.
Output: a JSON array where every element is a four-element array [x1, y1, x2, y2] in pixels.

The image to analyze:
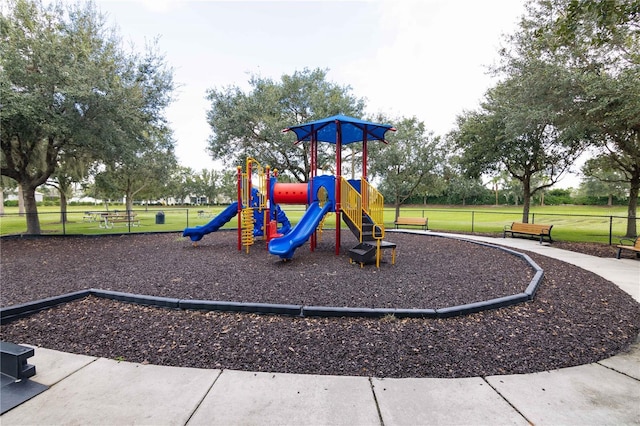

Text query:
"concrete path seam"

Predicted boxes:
[[368, 376, 385, 426], [595, 361, 640, 382], [184, 369, 223, 426], [481, 376, 533, 425], [48, 355, 100, 388]]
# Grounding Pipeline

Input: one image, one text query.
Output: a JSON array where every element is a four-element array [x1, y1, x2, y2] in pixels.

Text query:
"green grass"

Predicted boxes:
[[0, 203, 636, 244], [394, 205, 633, 243]]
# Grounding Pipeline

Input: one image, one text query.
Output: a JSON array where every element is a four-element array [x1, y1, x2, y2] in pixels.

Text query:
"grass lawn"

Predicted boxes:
[[0, 203, 635, 244]]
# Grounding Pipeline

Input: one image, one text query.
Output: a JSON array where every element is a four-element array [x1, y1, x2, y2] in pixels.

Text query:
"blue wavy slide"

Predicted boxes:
[[183, 202, 238, 242], [268, 201, 332, 260]]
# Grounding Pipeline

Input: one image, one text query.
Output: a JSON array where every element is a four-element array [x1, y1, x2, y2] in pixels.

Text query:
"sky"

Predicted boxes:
[[90, 0, 588, 187]]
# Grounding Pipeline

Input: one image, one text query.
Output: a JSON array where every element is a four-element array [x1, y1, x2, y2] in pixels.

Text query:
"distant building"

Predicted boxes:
[[6, 191, 44, 203]]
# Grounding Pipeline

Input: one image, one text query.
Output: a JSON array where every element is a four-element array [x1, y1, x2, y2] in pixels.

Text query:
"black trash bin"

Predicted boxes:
[[155, 211, 165, 225]]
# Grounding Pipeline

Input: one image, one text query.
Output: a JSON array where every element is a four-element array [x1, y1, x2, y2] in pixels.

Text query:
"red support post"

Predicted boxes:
[[310, 129, 317, 251], [335, 120, 342, 256], [236, 166, 242, 251]]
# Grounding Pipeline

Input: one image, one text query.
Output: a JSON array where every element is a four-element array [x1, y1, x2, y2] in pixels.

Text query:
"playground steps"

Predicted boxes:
[[348, 243, 377, 264], [343, 210, 396, 267], [348, 241, 398, 266], [342, 213, 376, 242]]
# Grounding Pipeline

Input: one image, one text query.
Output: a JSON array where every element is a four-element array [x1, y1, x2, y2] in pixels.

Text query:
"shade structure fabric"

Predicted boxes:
[[283, 114, 395, 145]]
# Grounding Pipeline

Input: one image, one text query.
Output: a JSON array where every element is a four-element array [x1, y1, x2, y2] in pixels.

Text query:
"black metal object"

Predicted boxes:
[[1, 342, 49, 414], [155, 211, 165, 224], [1, 342, 35, 381]]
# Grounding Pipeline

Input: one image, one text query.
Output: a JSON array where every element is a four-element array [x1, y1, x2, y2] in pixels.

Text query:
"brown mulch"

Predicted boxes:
[[1, 231, 638, 378]]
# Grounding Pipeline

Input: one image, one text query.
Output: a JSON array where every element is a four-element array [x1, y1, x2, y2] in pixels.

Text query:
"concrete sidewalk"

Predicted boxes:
[[2, 234, 639, 425]]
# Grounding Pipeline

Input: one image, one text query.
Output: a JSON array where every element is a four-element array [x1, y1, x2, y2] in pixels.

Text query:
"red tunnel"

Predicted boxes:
[[272, 182, 308, 204]]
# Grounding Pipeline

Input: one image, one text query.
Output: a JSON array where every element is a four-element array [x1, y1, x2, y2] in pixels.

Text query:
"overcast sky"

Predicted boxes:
[[90, 1, 588, 185]]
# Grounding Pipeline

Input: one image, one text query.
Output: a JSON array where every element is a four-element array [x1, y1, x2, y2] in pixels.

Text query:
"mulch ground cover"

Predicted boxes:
[[1, 231, 639, 378]]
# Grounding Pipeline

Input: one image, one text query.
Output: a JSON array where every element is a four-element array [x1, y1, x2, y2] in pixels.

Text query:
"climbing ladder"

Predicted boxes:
[[238, 158, 268, 253]]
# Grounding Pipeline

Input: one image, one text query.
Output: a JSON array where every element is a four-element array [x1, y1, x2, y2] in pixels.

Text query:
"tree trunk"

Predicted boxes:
[[22, 184, 41, 234], [18, 185, 25, 216], [625, 176, 638, 238], [521, 178, 531, 223], [60, 191, 68, 224], [607, 194, 613, 207], [0, 190, 4, 216], [126, 193, 134, 214]]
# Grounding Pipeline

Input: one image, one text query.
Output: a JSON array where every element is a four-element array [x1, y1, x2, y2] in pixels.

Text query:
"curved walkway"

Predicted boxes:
[[1, 232, 639, 425]]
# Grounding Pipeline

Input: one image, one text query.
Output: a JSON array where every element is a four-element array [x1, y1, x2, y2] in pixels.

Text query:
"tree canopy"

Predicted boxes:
[[205, 68, 365, 182], [0, 0, 175, 233], [524, 0, 640, 236], [368, 116, 443, 219]]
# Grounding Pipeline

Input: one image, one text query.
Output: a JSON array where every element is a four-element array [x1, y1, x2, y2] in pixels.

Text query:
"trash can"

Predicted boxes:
[[155, 211, 165, 225]]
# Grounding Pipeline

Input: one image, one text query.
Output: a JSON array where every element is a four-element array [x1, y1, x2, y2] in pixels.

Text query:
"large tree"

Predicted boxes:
[[452, 0, 596, 223], [526, 0, 639, 236], [582, 154, 636, 206], [368, 116, 443, 219], [206, 68, 365, 182], [0, 0, 174, 233], [452, 59, 588, 223], [95, 125, 177, 212]]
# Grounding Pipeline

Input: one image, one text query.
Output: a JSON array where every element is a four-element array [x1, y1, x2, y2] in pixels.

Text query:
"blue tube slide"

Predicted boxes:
[[268, 201, 332, 260], [182, 202, 238, 242]]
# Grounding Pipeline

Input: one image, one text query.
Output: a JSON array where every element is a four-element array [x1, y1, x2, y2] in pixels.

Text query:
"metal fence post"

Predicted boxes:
[[609, 216, 613, 245]]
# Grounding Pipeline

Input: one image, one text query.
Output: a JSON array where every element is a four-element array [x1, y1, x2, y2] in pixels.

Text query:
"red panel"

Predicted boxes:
[[272, 183, 308, 204]]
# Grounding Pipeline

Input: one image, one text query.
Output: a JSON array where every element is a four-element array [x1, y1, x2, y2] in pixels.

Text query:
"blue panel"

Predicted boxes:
[[182, 202, 238, 242], [268, 201, 332, 259], [285, 115, 394, 145]]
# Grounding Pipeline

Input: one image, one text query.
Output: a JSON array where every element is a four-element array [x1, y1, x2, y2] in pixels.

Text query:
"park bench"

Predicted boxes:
[[394, 217, 428, 230], [616, 236, 640, 259], [503, 222, 553, 244]]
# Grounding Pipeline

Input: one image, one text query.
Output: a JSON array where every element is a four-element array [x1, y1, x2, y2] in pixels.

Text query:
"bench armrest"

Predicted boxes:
[[618, 238, 636, 246]]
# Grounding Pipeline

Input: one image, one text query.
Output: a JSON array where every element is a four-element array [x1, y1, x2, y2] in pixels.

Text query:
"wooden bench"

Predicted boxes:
[[503, 222, 553, 244], [394, 217, 428, 230], [616, 236, 640, 259]]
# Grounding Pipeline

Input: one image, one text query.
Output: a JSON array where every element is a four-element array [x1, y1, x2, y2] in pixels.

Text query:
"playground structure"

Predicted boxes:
[[183, 115, 397, 267]]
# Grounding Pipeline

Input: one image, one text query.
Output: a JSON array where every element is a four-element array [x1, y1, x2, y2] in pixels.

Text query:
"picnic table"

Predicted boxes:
[[83, 211, 102, 222], [98, 212, 140, 229]]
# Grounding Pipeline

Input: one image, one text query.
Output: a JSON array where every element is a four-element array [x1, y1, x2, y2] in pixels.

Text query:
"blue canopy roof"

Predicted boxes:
[[283, 115, 395, 145]]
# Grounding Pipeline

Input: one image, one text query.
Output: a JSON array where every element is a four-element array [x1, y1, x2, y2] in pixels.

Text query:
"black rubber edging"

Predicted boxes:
[[90, 289, 181, 309], [1, 232, 545, 321], [179, 299, 302, 316], [0, 290, 91, 323]]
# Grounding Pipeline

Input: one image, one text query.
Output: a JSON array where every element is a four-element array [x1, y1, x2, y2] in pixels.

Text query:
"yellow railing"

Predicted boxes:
[[340, 177, 386, 242], [340, 177, 362, 238], [241, 157, 267, 211], [361, 178, 384, 225]]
